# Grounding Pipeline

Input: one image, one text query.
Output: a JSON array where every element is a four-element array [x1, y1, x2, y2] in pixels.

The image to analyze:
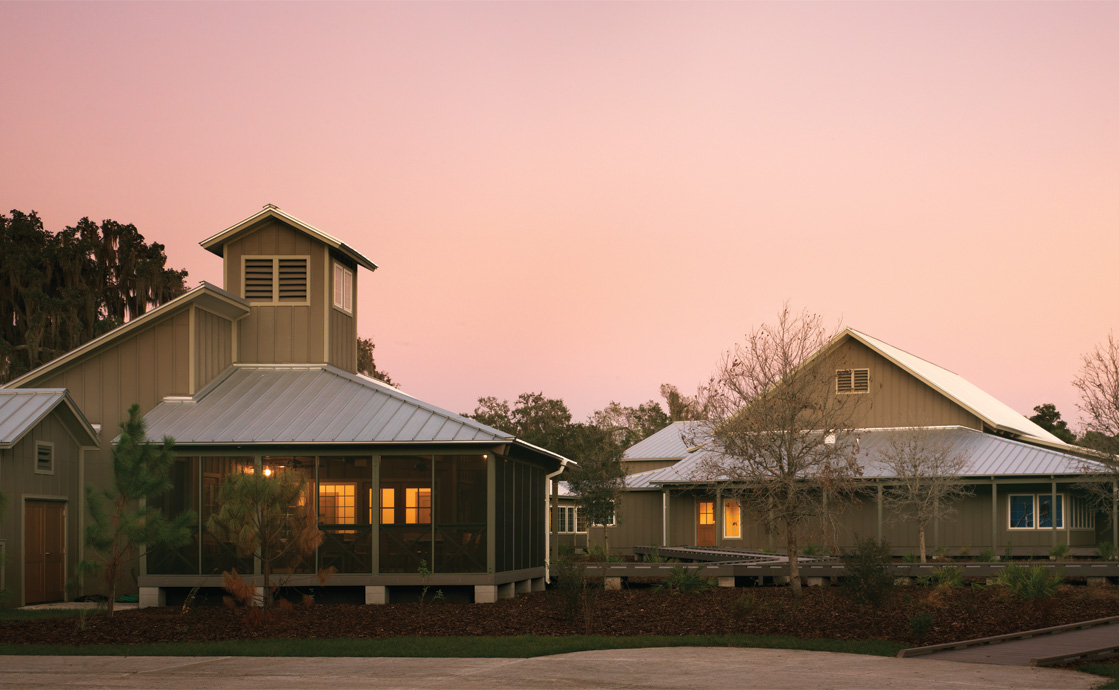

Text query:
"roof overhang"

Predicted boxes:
[[201, 205, 378, 272], [0, 390, 99, 448]]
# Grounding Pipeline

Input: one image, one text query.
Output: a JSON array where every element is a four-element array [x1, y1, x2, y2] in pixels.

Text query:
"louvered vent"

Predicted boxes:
[[244, 258, 275, 300], [277, 258, 308, 302], [36, 443, 52, 473], [836, 368, 869, 394]]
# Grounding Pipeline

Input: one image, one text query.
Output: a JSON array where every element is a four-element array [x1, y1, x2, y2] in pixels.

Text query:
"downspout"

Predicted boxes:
[[545, 459, 570, 584]]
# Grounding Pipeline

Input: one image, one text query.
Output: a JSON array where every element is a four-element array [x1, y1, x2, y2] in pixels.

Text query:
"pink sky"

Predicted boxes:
[[3, 2, 1117, 427]]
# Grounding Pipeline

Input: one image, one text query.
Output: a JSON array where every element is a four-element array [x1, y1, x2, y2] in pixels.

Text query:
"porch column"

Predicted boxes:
[[991, 482, 998, 556], [876, 482, 883, 542], [1051, 478, 1058, 548], [1113, 481, 1118, 548], [370, 456, 380, 575], [715, 488, 722, 547], [487, 455, 497, 573], [662, 488, 669, 547]]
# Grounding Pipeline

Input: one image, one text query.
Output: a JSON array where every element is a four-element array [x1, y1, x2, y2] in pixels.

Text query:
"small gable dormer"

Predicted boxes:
[[200, 205, 377, 372]]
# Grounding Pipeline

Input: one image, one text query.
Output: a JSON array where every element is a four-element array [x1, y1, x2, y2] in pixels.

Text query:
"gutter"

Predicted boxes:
[[544, 457, 573, 584]]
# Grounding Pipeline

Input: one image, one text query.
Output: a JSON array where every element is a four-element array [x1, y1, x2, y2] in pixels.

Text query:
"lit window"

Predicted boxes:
[[333, 262, 353, 314], [724, 499, 741, 538], [406, 487, 431, 524], [319, 483, 355, 524], [380, 488, 395, 524], [699, 501, 714, 526]]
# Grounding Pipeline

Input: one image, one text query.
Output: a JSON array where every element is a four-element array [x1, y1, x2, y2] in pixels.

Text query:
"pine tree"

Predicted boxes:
[[206, 469, 322, 607], [78, 404, 195, 616]]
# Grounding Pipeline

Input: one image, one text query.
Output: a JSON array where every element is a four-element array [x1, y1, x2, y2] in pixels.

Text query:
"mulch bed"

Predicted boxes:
[[4, 583, 1119, 648]]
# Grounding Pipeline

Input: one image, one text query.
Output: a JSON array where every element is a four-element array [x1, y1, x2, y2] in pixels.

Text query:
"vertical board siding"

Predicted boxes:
[[823, 340, 984, 430], [193, 308, 233, 391], [329, 307, 357, 373], [225, 219, 328, 365], [0, 413, 84, 605]]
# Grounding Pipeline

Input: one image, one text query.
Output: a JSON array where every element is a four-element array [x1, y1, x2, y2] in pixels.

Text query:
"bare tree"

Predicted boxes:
[[695, 306, 862, 598], [876, 429, 971, 563], [1073, 334, 1119, 523]]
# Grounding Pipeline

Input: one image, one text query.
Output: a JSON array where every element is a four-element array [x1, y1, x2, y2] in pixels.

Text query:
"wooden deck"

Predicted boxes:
[[900, 616, 1119, 666]]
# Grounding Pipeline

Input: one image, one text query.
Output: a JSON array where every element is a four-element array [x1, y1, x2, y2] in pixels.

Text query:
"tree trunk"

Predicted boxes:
[[919, 526, 927, 564], [786, 527, 802, 598]]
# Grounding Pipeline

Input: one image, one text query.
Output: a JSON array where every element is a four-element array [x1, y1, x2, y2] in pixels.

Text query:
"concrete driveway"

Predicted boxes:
[[0, 648, 1106, 689]]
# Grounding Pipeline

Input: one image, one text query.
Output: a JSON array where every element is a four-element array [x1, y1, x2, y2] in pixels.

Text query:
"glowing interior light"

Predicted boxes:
[[263, 467, 273, 477]]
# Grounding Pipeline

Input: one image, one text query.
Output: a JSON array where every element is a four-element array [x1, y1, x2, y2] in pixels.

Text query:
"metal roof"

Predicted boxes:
[[140, 365, 569, 464], [622, 421, 701, 460], [845, 329, 1064, 446], [0, 389, 99, 448], [200, 205, 378, 272], [642, 426, 1095, 486]]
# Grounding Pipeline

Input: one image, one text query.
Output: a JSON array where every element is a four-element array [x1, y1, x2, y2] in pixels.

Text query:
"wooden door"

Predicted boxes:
[[25, 501, 66, 604], [697, 500, 716, 546]]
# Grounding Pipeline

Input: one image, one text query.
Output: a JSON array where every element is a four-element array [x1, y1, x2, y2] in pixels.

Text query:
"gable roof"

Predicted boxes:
[[201, 205, 378, 272], [140, 364, 570, 466], [630, 426, 1094, 488], [0, 389, 99, 448], [0, 284, 249, 393], [843, 329, 1063, 446], [622, 421, 701, 460], [2, 282, 249, 389]]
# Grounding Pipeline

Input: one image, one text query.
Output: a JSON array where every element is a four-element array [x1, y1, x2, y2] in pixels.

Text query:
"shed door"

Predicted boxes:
[[25, 501, 66, 604], [697, 500, 716, 547]]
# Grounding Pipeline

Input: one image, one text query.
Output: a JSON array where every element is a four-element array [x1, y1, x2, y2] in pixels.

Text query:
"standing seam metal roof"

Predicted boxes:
[[621, 421, 701, 460], [0, 389, 99, 448], [140, 365, 559, 454], [627, 427, 1096, 488]]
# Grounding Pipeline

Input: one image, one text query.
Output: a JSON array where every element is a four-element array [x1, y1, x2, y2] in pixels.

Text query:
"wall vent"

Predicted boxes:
[[836, 368, 870, 394], [243, 256, 309, 304], [35, 442, 53, 474]]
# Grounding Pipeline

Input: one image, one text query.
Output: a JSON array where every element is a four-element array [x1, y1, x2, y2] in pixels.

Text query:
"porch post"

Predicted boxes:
[[1051, 478, 1058, 548], [370, 455, 380, 575], [991, 481, 998, 556], [662, 488, 669, 547], [487, 455, 496, 573], [876, 482, 883, 542], [254, 454, 262, 577], [715, 488, 723, 547], [1113, 481, 1117, 548]]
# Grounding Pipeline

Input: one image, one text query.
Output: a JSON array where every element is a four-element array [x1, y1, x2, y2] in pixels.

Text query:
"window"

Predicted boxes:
[[34, 442, 53, 475], [333, 262, 353, 314], [243, 256, 309, 304], [319, 483, 355, 524], [836, 368, 870, 394], [1071, 496, 1096, 530], [380, 488, 395, 524], [406, 487, 431, 524], [591, 509, 616, 528], [699, 501, 714, 526], [558, 506, 585, 534], [1010, 493, 1065, 530], [724, 499, 741, 538]]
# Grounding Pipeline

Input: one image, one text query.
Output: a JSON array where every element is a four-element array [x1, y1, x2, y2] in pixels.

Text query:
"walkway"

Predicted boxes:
[[903, 616, 1119, 667], [0, 648, 1103, 689]]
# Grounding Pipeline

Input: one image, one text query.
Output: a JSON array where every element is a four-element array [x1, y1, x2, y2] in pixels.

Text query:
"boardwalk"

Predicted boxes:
[[904, 616, 1119, 666]]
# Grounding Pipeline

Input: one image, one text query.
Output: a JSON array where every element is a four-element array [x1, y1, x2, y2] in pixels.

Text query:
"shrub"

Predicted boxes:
[[902, 552, 919, 563], [959, 545, 971, 558], [732, 591, 761, 618], [1003, 542, 1014, 561], [909, 611, 935, 640], [932, 566, 964, 589], [1049, 543, 1071, 560], [655, 564, 713, 594], [587, 544, 622, 563], [644, 548, 672, 563], [1098, 542, 1119, 561], [997, 563, 1064, 601], [977, 548, 997, 562], [841, 538, 895, 609], [551, 557, 586, 621], [932, 545, 950, 562], [802, 542, 824, 557]]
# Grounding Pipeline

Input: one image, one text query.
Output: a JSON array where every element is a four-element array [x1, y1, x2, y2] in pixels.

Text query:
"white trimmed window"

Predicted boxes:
[[243, 256, 309, 304], [34, 442, 54, 475], [558, 506, 585, 534], [1009, 493, 1064, 530], [836, 368, 870, 394], [592, 509, 616, 528], [723, 498, 741, 539], [333, 262, 353, 314]]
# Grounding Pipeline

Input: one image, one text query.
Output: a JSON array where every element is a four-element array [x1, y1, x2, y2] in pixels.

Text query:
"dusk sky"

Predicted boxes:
[[3, 2, 1117, 427]]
